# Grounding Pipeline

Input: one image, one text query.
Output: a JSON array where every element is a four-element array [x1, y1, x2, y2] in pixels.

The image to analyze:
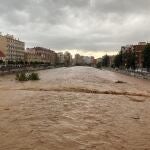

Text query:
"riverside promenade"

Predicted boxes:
[[108, 68, 150, 80]]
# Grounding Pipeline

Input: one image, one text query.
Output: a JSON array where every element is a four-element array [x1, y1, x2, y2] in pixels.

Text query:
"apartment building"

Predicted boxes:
[[64, 51, 72, 66], [121, 42, 147, 68], [74, 54, 95, 66], [0, 33, 25, 63], [83, 56, 92, 65], [57, 52, 65, 65], [25, 47, 57, 65], [74, 54, 83, 65], [133, 42, 147, 68]]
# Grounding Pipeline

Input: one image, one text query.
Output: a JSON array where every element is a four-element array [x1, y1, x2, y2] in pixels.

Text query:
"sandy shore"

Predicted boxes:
[[0, 66, 150, 150]]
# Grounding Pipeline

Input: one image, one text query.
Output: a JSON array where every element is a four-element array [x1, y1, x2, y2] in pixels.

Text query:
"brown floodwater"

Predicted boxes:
[[0, 66, 150, 150]]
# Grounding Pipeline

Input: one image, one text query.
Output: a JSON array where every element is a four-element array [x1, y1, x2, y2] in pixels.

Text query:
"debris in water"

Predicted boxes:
[[131, 116, 140, 120], [115, 80, 126, 84]]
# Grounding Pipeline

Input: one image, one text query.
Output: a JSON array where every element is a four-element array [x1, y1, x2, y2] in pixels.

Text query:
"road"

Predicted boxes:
[[0, 66, 150, 150]]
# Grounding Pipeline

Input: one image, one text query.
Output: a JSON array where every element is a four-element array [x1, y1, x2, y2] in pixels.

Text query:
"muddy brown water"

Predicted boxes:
[[0, 66, 150, 150]]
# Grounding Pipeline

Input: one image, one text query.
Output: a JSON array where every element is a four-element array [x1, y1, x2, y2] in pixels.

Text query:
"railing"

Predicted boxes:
[[111, 68, 150, 80], [0, 65, 53, 75]]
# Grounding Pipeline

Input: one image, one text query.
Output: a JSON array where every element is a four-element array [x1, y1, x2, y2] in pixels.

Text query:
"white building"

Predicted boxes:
[[83, 56, 92, 65]]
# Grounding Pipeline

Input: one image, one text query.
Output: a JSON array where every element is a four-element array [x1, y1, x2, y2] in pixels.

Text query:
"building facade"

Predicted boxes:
[[74, 54, 83, 65], [133, 42, 146, 68], [0, 33, 25, 63], [121, 42, 147, 68], [83, 56, 92, 65], [74, 54, 95, 66], [25, 47, 57, 65], [57, 52, 65, 65], [64, 51, 72, 66]]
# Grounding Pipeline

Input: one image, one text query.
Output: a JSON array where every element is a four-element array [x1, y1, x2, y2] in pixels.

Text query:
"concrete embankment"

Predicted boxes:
[[0, 66, 54, 75]]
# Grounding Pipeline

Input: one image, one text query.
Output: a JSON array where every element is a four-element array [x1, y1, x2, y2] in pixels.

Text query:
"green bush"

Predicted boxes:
[[16, 72, 40, 81], [16, 72, 28, 81], [28, 72, 40, 80]]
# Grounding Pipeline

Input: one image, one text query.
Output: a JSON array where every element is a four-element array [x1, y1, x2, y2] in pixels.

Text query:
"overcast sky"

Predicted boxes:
[[0, 0, 150, 57]]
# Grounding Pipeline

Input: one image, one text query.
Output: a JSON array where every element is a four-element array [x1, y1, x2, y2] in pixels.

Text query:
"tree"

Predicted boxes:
[[143, 44, 150, 71], [96, 62, 102, 68], [114, 51, 123, 68], [102, 55, 110, 67], [126, 51, 136, 69]]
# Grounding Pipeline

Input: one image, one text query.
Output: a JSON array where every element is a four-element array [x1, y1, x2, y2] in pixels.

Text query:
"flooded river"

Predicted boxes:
[[0, 66, 150, 150]]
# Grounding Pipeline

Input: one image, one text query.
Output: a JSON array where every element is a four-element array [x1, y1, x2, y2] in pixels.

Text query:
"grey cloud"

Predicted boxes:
[[0, 0, 150, 54]]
